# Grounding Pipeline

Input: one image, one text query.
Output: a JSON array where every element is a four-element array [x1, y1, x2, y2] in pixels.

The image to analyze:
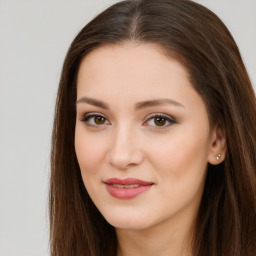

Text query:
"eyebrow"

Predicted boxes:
[[76, 97, 184, 110], [135, 98, 185, 110], [76, 97, 110, 109]]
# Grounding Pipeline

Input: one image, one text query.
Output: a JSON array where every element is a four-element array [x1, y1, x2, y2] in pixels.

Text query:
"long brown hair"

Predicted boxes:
[[49, 0, 256, 255]]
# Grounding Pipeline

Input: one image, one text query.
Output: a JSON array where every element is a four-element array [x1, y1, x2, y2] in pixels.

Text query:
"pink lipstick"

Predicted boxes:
[[104, 178, 153, 199]]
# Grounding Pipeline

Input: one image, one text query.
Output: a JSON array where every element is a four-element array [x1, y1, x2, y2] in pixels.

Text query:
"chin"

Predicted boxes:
[[101, 208, 153, 230], [108, 218, 150, 230]]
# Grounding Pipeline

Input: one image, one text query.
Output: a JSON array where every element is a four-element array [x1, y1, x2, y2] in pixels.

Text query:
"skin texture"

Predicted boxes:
[[75, 43, 226, 256]]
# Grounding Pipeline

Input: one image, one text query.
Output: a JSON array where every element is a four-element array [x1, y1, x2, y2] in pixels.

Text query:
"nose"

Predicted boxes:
[[107, 126, 144, 170]]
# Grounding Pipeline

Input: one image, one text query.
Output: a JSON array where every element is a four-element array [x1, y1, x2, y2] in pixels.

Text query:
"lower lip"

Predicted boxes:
[[105, 184, 152, 199]]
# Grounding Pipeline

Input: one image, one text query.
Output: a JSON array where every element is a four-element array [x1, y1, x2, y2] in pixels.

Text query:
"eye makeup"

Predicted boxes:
[[79, 111, 177, 130]]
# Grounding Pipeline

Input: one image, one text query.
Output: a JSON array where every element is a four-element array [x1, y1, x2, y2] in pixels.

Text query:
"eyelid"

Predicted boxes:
[[79, 112, 176, 129], [80, 112, 111, 127], [142, 113, 176, 128]]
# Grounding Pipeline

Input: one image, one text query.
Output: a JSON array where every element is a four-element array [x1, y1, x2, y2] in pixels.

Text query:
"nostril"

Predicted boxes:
[[107, 147, 144, 170]]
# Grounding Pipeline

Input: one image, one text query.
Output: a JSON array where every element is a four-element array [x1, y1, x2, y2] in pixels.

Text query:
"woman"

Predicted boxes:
[[49, 0, 256, 255]]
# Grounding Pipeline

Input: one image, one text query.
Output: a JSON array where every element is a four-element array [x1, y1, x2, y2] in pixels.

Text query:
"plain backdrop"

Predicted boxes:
[[0, 1, 255, 255]]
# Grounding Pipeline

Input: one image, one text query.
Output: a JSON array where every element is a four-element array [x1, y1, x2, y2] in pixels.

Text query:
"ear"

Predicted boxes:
[[207, 125, 227, 165]]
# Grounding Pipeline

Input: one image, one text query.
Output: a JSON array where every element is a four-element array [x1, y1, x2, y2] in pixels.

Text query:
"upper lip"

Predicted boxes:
[[104, 178, 154, 186]]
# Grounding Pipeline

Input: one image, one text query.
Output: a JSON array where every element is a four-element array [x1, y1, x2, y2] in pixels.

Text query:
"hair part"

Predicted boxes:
[[50, 0, 256, 255]]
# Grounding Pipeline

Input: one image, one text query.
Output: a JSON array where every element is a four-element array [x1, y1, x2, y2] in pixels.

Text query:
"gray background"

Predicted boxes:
[[0, 1, 255, 255]]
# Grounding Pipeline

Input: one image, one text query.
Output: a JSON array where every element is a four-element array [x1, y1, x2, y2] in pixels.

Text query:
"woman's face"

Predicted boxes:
[[75, 43, 220, 231]]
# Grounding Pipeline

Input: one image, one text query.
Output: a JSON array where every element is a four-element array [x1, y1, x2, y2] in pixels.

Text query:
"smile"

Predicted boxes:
[[112, 184, 140, 188], [104, 178, 154, 199]]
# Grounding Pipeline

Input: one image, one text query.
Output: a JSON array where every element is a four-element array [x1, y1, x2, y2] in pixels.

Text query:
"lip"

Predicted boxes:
[[104, 178, 154, 199]]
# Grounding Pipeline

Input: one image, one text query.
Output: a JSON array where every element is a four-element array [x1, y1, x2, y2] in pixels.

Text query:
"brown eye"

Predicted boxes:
[[154, 117, 166, 126], [82, 113, 110, 127], [142, 113, 176, 129], [94, 116, 106, 125]]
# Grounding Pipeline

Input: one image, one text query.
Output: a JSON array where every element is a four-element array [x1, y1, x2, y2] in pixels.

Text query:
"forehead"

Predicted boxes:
[[76, 43, 193, 100], [76, 43, 210, 130]]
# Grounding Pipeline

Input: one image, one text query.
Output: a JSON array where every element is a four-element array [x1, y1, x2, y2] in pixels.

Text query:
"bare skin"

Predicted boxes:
[[75, 43, 226, 256]]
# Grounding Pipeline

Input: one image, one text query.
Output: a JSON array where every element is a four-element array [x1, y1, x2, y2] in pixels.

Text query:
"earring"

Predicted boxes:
[[216, 153, 221, 161]]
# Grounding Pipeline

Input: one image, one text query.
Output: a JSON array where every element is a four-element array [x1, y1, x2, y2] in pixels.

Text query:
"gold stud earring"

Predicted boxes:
[[216, 153, 221, 161]]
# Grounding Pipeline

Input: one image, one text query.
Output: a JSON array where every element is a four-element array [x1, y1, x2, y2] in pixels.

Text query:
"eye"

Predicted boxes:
[[143, 113, 176, 129], [81, 113, 110, 127]]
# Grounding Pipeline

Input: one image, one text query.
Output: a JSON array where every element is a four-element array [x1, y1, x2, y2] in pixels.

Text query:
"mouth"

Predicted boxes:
[[104, 178, 154, 199], [112, 184, 140, 188]]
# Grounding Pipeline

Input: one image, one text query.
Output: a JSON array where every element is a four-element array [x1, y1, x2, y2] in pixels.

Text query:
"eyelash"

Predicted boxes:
[[143, 113, 176, 129], [80, 112, 176, 129], [80, 112, 110, 128]]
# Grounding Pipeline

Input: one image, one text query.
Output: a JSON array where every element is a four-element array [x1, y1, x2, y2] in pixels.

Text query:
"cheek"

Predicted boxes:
[[146, 127, 210, 185], [74, 126, 105, 178]]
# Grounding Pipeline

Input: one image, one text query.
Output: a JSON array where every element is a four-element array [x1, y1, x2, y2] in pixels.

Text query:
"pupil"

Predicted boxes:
[[95, 116, 105, 124], [155, 117, 166, 126]]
